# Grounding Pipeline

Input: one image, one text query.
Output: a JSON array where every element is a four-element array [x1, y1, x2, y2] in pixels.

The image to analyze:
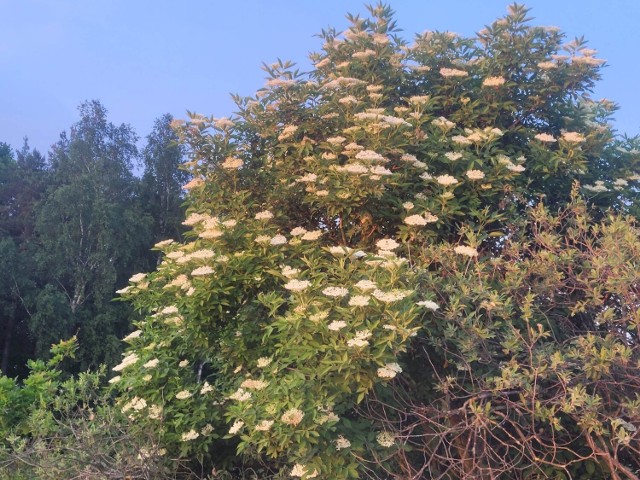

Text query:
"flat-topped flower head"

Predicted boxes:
[[454, 245, 479, 258], [537, 61, 557, 70], [377, 362, 402, 379], [328, 320, 347, 331], [255, 419, 274, 431], [561, 131, 586, 143], [113, 353, 139, 372], [373, 289, 413, 303], [181, 430, 199, 442], [254, 210, 274, 220], [221, 157, 243, 169], [354, 279, 377, 291], [201, 382, 214, 394], [270, 234, 287, 246], [301, 230, 323, 241], [440, 67, 468, 78], [281, 408, 304, 426], [432, 116, 456, 130], [175, 390, 192, 400], [355, 150, 387, 163], [417, 300, 439, 311], [377, 431, 396, 448], [278, 125, 298, 141], [466, 170, 485, 180], [228, 388, 251, 402], [376, 238, 400, 250], [404, 212, 439, 226], [129, 273, 146, 283], [436, 174, 458, 186], [482, 76, 506, 87], [335, 435, 352, 450], [240, 379, 269, 390], [323, 286, 349, 297], [256, 357, 272, 368], [228, 420, 244, 435], [191, 266, 214, 276], [143, 358, 159, 369], [123, 330, 142, 342], [348, 295, 370, 307], [534, 133, 556, 143]]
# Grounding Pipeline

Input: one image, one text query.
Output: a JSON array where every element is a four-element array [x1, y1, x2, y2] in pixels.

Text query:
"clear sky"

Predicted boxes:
[[1, 1, 639, 155]]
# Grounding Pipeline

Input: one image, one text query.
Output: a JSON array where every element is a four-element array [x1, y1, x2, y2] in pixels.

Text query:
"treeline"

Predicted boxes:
[[0, 100, 189, 376]]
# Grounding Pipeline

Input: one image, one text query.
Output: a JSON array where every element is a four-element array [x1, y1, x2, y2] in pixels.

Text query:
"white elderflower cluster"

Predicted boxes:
[[347, 329, 372, 347], [228, 420, 244, 435], [404, 213, 438, 226], [348, 295, 370, 307], [255, 419, 274, 431], [355, 150, 388, 163], [181, 429, 199, 441], [376, 238, 400, 250], [417, 300, 439, 311], [584, 180, 608, 192], [322, 286, 349, 297], [436, 174, 458, 186], [328, 320, 347, 331], [373, 289, 412, 303], [335, 435, 352, 450], [354, 279, 377, 291], [561, 131, 586, 143], [352, 48, 376, 59], [534, 133, 556, 142], [482, 76, 506, 87], [377, 431, 396, 448], [122, 396, 147, 413], [440, 67, 468, 77], [466, 169, 485, 180], [301, 230, 323, 240], [431, 116, 456, 131], [229, 388, 252, 402], [281, 408, 305, 426], [129, 273, 146, 283], [240, 379, 269, 390], [257, 357, 272, 368], [191, 266, 214, 276], [122, 330, 142, 342], [270, 234, 287, 245], [454, 245, 479, 258], [291, 464, 318, 478], [254, 210, 274, 220], [143, 358, 159, 369], [278, 125, 298, 141], [377, 362, 402, 379], [284, 279, 311, 292], [221, 157, 243, 169], [113, 353, 139, 372], [200, 382, 214, 394]]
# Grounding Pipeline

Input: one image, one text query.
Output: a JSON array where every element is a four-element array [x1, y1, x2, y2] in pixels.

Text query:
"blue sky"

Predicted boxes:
[[1, 1, 639, 155]]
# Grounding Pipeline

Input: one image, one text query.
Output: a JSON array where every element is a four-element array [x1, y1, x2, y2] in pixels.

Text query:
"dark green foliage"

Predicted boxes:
[[141, 113, 190, 246], [0, 105, 187, 375]]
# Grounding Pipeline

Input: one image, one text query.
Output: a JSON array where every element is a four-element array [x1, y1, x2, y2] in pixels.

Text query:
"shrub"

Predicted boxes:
[[114, 3, 640, 478]]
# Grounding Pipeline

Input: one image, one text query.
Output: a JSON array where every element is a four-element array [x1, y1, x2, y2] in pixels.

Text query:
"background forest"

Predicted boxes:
[[0, 104, 189, 377], [2, 3, 640, 480]]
